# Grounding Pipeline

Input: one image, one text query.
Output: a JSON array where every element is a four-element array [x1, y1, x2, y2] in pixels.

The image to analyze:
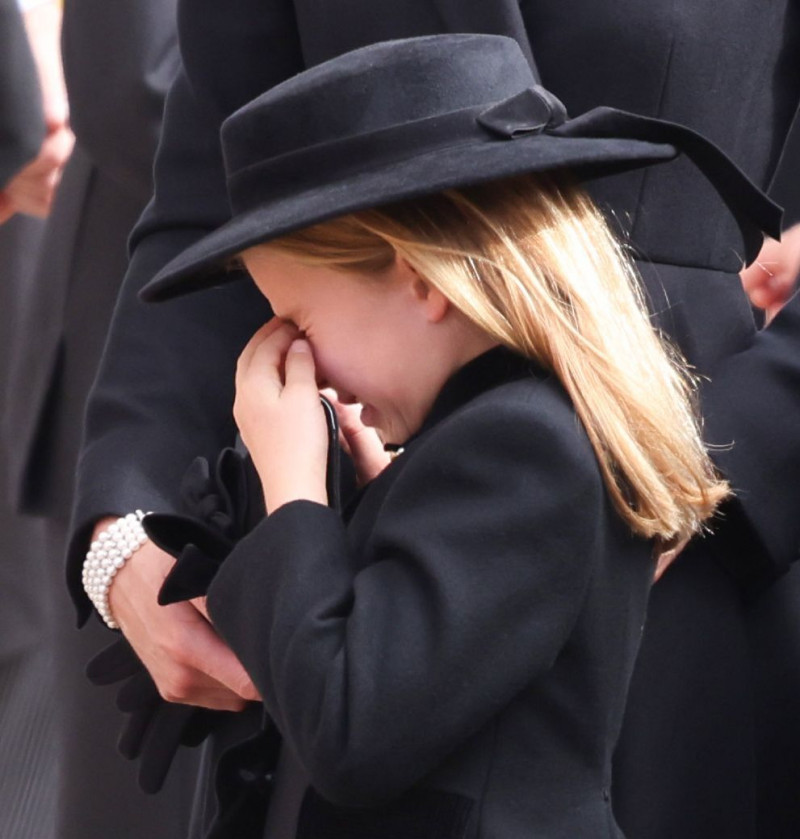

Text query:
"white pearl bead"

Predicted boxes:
[[83, 511, 150, 629]]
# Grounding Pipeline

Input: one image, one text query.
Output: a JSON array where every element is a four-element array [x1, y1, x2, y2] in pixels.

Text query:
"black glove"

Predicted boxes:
[[86, 636, 228, 793]]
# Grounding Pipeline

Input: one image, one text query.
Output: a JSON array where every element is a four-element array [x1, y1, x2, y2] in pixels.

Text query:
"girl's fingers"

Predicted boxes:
[[237, 319, 282, 370], [324, 391, 391, 482], [344, 423, 391, 482], [283, 339, 317, 388], [237, 319, 299, 388]]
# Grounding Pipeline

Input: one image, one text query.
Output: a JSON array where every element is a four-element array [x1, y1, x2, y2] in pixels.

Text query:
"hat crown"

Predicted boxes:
[[222, 34, 536, 176]]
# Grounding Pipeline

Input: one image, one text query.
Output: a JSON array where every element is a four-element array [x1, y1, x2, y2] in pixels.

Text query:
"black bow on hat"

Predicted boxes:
[[141, 33, 780, 302]]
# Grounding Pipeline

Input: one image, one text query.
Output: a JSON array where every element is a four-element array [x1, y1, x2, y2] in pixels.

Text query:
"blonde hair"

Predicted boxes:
[[265, 173, 728, 545]]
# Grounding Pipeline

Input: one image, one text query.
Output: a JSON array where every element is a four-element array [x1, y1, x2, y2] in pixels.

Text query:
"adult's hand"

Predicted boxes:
[[0, 0, 74, 224], [653, 535, 691, 583], [0, 123, 74, 222], [96, 518, 261, 710], [741, 223, 800, 322]]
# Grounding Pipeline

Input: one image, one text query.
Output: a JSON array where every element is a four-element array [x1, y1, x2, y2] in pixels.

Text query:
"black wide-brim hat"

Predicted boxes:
[[142, 33, 780, 302]]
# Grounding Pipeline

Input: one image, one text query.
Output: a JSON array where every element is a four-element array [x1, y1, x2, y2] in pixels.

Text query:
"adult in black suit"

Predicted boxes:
[[2, 1, 200, 837], [0, 3, 60, 835], [724, 128, 800, 839], [0, 0, 46, 664], [65, 3, 800, 838]]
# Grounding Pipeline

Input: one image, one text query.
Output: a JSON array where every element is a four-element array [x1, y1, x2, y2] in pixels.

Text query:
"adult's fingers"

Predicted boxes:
[[189, 595, 261, 702], [3, 125, 75, 218], [107, 538, 258, 709], [653, 535, 690, 582], [182, 619, 262, 703], [0, 194, 14, 225], [161, 615, 261, 706], [191, 594, 211, 622]]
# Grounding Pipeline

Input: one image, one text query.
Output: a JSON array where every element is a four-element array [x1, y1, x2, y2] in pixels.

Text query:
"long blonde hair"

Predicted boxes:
[[266, 173, 728, 544]]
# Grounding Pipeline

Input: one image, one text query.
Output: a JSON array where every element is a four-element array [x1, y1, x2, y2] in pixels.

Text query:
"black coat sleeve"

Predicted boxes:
[[703, 290, 800, 582], [67, 0, 304, 617], [206, 394, 609, 807], [702, 99, 800, 585], [0, 0, 45, 187], [768, 102, 800, 227]]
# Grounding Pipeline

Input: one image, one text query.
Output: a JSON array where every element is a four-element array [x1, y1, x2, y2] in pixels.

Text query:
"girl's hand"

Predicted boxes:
[[234, 320, 329, 513], [321, 389, 391, 485]]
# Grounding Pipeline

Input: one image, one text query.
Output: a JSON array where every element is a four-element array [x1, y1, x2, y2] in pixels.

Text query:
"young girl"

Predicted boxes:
[[127, 32, 775, 839]]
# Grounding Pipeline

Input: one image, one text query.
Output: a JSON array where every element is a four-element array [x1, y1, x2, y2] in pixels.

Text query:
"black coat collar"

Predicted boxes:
[[388, 345, 547, 451]]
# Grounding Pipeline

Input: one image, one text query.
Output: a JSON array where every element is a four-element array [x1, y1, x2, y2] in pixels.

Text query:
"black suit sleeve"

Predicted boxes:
[[0, 0, 45, 187], [206, 395, 608, 807]]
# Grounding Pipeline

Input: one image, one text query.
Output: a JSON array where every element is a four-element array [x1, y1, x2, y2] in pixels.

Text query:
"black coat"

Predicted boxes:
[[0, 7, 56, 837], [206, 348, 655, 839], [0, 2, 202, 838], [0, 0, 48, 656], [64, 3, 800, 838], [736, 120, 800, 839]]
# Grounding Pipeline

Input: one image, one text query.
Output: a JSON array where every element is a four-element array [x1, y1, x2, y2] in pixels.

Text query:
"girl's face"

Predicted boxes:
[[242, 246, 488, 444]]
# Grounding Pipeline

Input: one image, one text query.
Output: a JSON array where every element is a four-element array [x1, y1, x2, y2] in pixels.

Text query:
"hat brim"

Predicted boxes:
[[141, 135, 676, 302]]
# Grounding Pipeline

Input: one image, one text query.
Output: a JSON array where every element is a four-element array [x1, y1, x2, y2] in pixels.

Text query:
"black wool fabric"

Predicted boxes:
[[207, 348, 655, 838]]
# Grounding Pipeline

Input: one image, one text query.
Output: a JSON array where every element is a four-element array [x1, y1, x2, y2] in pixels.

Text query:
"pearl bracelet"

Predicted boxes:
[[82, 510, 151, 629]]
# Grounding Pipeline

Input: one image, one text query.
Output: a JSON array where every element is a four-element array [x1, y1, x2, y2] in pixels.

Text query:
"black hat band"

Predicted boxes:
[[227, 87, 569, 216]]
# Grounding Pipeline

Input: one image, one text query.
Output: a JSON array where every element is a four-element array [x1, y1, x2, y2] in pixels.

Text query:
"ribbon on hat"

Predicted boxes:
[[475, 87, 782, 261], [557, 106, 782, 258], [477, 86, 568, 138]]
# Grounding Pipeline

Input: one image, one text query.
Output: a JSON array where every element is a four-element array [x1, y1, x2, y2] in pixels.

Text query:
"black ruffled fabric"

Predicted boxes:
[[86, 397, 345, 836], [86, 636, 226, 794]]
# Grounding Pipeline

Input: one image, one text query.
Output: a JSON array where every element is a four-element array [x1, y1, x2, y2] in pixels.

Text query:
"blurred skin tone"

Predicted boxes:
[[740, 223, 800, 323], [102, 247, 494, 709], [0, 0, 74, 224]]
